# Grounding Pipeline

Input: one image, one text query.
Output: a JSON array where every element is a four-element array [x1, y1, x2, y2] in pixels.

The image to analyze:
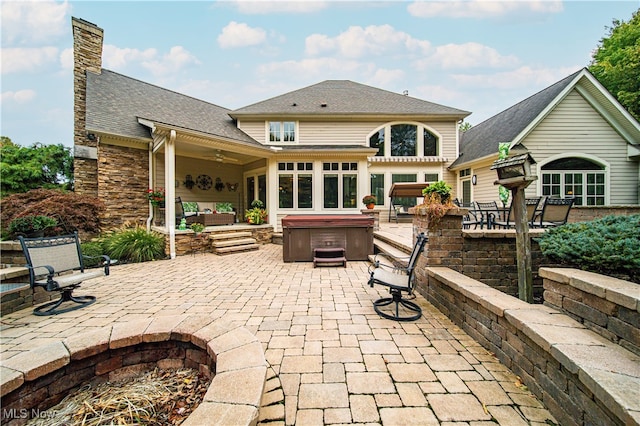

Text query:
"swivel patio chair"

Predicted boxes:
[[368, 232, 428, 322]]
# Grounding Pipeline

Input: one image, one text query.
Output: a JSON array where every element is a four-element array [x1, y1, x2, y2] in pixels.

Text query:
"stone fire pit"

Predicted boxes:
[[0, 315, 267, 426]]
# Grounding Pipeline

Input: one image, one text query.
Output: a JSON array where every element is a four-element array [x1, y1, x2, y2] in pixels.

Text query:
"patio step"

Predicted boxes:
[[372, 238, 410, 268], [214, 243, 260, 254], [211, 238, 257, 248], [209, 231, 259, 255], [209, 231, 253, 241]]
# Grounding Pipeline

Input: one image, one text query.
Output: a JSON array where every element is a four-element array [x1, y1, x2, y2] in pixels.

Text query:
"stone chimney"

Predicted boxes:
[[72, 17, 103, 195]]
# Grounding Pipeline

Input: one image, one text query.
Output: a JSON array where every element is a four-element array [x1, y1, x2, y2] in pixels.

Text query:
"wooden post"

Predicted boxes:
[[511, 187, 533, 303]]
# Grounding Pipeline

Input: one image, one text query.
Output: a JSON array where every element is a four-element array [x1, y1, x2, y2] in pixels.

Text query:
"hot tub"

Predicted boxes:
[[282, 215, 374, 262]]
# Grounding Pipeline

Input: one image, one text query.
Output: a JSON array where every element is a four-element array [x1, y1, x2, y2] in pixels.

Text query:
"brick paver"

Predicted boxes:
[[0, 233, 556, 425]]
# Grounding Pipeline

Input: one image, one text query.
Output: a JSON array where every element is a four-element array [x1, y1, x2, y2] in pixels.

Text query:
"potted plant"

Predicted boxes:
[[362, 194, 377, 209], [147, 188, 166, 207], [417, 181, 453, 226], [8, 215, 58, 238], [422, 181, 452, 203], [245, 200, 267, 225], [190, 222, 205, 235]]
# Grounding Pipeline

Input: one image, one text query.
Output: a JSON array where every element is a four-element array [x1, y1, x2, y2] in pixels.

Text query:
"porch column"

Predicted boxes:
[[165, 130, 177, 258]]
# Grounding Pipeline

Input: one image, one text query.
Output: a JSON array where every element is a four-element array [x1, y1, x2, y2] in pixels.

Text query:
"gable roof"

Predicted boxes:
[[451, 68, 640, 169], [86, 69, 258, 145], [230, 80, 471, 119]]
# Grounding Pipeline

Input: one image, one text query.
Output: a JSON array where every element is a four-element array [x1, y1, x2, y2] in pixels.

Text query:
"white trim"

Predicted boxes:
[[365, 121, 444, 158], [537, 152, 610, 205]]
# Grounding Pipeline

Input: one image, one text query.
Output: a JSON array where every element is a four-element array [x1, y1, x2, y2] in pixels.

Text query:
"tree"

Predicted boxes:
[[589, 9, 640, 121], [0, 137, 74, 197], [459, 121, 472, 132]]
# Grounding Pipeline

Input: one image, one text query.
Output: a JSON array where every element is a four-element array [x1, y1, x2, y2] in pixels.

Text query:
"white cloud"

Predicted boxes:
[[305, 25, 430, 58], [257, 57, 367, 81], [368, 69, 406, 88], [450, 66, 577, 90], [59, 48, 74, 71], [2, 89, 37, 104], [103, 45, 157, 70], [218, 22, 267, 49], [1, 47, 58, 74], [407, 0, 563, 19], [1, 0, 70, 45], [416, 42, 520, 70], [229, 0, 329, 14], [142, 46, 201, 77]]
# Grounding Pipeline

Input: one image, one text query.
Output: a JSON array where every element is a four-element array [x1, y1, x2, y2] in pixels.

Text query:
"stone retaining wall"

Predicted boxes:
[[0, 315, 267, 426], [419, 267, 640, 426], [412, 209, 548, 299], [568, 205, 640, 223], [541, 267, 640, 356]]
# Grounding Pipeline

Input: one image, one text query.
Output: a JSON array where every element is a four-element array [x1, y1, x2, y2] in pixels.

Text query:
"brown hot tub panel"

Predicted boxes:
[[282, 215, 374, 262]]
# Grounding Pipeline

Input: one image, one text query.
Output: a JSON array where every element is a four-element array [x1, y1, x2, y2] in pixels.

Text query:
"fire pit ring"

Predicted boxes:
[[0, 315, 267, 426]]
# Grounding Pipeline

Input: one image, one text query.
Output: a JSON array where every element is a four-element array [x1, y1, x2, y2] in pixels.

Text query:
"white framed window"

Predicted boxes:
[[541, 157, 606, 206], [323, 162, 357, 209], [368, 123, 441, 157], [278, 162, 313, 209], [269, 121, 296, 142]]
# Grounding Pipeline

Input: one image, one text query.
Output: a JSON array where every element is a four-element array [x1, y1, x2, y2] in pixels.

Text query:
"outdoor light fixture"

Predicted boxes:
[[471, 175, 477, 185]]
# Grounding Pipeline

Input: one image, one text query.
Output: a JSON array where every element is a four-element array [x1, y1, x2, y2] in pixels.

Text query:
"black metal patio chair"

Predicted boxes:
[[368, 232, 428, 322]]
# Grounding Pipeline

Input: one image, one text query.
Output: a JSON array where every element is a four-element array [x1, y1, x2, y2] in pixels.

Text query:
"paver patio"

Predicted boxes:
[[0, 228, 556, 425]]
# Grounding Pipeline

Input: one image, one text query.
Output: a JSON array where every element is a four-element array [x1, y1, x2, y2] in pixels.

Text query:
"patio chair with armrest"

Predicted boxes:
[[368, 233, 428, 322], [453, 199, 482, 229], [175, 196, 199, 225], [493, 197, 542, 229], [475, 201, 501, 229], [532, 197, 574, 228]]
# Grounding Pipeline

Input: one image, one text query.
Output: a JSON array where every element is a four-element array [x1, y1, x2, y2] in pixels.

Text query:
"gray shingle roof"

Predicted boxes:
[[86, 69, 258, 145], [451, 69, 583, 168], [230, 80, 471, 117]]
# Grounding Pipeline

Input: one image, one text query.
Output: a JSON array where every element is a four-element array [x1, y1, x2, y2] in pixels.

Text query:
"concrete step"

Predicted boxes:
[[211, 238, 257, 248], [214, 244, 260, 254], [373, 239, 410, 268], [0, 267, 28, 282], [374, 230, 413, 253], [209, 231, 253, 241]]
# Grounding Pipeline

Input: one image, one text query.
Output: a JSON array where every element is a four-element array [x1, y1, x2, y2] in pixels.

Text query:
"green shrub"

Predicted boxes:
[[537, 214, 640, 283], [8, 215, 57, 237], [81, 241, 106, 268], [102, 225, 165, 263]]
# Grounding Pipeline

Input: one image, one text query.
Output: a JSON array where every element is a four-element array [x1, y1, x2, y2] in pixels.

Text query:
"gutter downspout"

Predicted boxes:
[[167, 130, 177, 259], [146, 141, 154, 230]]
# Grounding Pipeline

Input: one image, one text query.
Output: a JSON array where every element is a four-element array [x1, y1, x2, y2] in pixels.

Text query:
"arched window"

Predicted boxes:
[[369, 128, 384, 156], [391, 124, 417, 156], [423, 128, 438, 156], [541, 157, 606, 206]]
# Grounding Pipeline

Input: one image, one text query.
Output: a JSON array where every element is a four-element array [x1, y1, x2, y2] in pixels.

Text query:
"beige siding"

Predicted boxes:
[[239, 119, 459, 150], [525, 91, 638, 204]]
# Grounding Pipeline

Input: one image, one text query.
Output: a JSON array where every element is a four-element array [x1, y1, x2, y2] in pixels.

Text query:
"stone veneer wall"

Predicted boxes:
[[72, 17, 103, 196], [97, 144, 149, 231]]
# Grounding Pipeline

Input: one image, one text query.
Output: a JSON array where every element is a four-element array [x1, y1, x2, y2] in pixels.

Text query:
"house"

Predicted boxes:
[[73, 18, 639, 258], [450, 68, 640, 207], [72, 17, 470, 258]]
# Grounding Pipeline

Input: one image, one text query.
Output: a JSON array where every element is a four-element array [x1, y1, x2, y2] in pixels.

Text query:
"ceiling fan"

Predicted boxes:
[[203, 151, 239, 163]]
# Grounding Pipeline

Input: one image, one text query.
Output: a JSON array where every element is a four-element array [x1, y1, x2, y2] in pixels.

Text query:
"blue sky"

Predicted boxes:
[[2, 0, 638, 148]]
